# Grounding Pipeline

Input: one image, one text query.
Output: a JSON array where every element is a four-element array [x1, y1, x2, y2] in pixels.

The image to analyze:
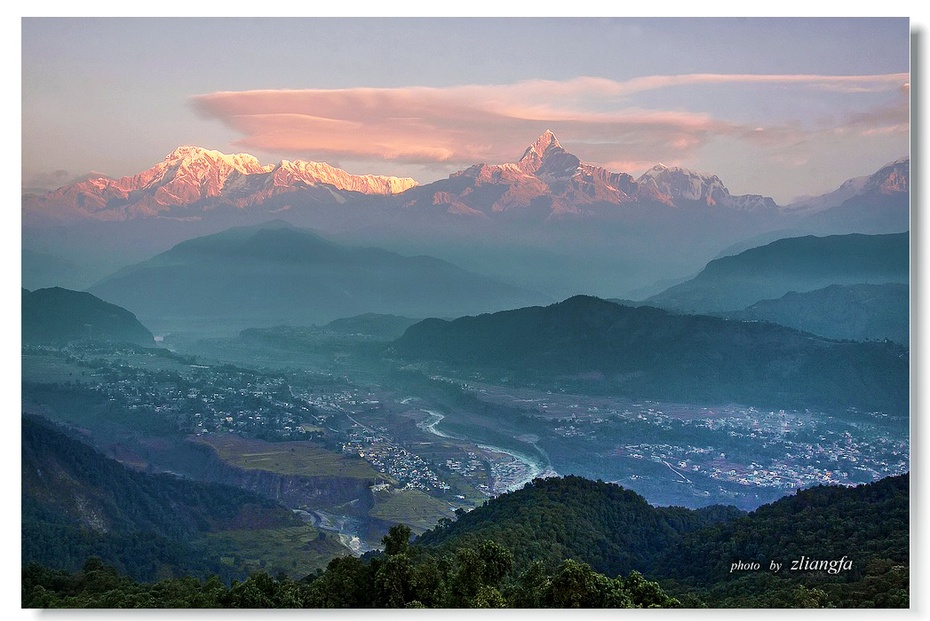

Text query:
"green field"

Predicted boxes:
[[196, 434, 384, 480], [21, 354, 90, 384], [22, 349, 196, 382], [202, 525, 348, 579], [96, 351, 195, 374], [370, 488, 456, 533]]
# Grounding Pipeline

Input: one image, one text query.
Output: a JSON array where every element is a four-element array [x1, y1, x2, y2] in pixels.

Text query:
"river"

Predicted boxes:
[[291, 408, 556, 556], [416, 409, 556, 494]]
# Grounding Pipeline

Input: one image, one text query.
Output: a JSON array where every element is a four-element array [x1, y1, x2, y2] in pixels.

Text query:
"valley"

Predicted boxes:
[[20, 213, 912, 602], [23, 314, 910, 563]]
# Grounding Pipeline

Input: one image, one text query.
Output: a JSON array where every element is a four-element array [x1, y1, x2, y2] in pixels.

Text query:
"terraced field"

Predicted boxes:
[[369, 488, 456, 533], [203, 525, 349, 578]]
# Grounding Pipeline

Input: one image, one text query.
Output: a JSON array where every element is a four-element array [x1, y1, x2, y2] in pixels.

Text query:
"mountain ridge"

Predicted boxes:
[[23, 134, 910, 302], [22, 286, 154, 346], [645, 232, 909, 314], [87, 221, 549, 333], [785, 157, 909, 214], [727, 283, 909, 345], [23, 145, 418, 223], [404, 131, 779, 217], [393, 294, 908, 414]]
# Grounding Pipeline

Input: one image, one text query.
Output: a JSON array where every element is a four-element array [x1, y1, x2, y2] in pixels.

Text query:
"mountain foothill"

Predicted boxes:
[[22, 286, 154, 346]]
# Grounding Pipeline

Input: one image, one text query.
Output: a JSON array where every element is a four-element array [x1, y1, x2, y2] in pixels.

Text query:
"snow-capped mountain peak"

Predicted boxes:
[[636, 164, 722, 202], [162, 145, 270, 176], [23, 146, 419, 222], [426, 133, 780, 216], [633, 163, 774, 212], [785, 156, 909, 214], [272, 159, 417, 194], [518, 130, 566, 171], [521, 130, 562, 157]]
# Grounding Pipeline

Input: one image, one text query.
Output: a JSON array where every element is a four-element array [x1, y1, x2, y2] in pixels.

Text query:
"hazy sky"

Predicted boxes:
[[21, 17, 911, 204]]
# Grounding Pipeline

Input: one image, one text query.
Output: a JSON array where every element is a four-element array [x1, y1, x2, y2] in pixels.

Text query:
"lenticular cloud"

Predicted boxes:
[[190, 73, 908, 169]]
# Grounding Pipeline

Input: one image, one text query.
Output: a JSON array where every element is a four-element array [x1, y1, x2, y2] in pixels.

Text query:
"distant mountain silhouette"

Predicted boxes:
[[22, 248, 96, 291], [785, 157, 909, 235], [393, 295, 908, 414], [728, 283, 909, 345], [22, 286, 153, 345], [88, 221, 547, 334], [645, 232, 908, 313], [325, 313, 421, 339]]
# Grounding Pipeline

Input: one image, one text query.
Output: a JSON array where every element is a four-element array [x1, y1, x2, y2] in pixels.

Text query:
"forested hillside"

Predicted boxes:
[[394, 295, 909, 413], [22, 415, 339, 583], [23, 470, 909, 608], [656, 473, 909, 607], [416, 474, 909, 608], [23, 525, 681, 609], [22, 287, 154, 345], [416, 475, 741, 577]]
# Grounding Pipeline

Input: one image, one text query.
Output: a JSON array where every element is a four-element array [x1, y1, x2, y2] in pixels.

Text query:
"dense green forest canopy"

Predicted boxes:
[[23, 468, 909, 608], [22, 526, 681, 609]]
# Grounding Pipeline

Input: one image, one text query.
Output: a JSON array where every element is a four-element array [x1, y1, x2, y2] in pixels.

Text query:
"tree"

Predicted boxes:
[[374, 554, 413, 608], [383, 524, 411, 557], [477, 540, 513, 587], [471, 585, 507, 608], [505, 561, 549, 608], [304, 556, 372, 608], [544, 559, 612, 608], [622, 570, 680, 608], [221, 572, 280, 608]]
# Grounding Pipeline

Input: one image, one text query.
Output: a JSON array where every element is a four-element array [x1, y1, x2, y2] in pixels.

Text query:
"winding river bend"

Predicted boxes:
[[416, 409, 454, 439], [416, 409, 556, 494]]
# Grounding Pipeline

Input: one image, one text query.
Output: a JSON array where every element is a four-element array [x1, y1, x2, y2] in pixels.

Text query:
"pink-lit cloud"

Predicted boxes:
[[190, 74, 909, 177]]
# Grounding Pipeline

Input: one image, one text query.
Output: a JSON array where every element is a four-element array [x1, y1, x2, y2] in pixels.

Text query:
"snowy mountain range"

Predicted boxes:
[[22, 145, 417, 223], [24, 131, 905, 225], [783, 157, 909, 214], [388, 130, 779, 217], [21, 132, 909, 300]]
